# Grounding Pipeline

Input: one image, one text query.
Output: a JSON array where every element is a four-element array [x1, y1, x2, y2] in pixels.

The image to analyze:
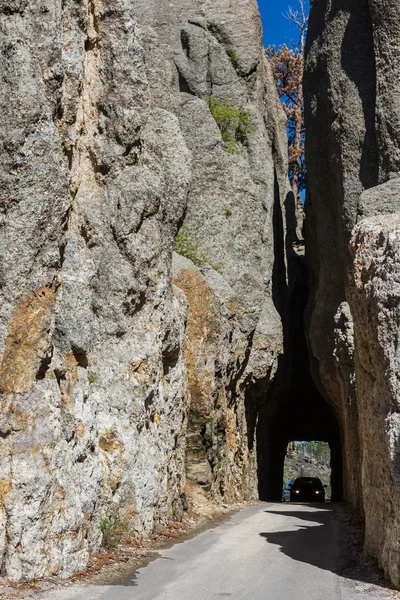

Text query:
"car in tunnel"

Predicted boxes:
[[288, 477, 325, 502], [282, 481, 295, 502]]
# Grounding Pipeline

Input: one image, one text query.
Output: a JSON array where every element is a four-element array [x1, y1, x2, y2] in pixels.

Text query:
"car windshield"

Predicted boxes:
[[295, 478, 322, 487]]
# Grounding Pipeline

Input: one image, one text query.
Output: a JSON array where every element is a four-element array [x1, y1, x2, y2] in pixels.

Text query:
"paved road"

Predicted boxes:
[[39, 503, 397, 600]]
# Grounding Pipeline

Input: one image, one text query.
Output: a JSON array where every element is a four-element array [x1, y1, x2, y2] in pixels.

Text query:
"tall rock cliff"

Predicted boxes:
[[0, 0, 288, 580], [304, 0, 400, 586], [132, 0, 290, 503]]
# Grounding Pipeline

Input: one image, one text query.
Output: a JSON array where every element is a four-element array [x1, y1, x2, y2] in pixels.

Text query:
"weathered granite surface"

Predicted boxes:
[[135, 0, 290, 504], [0, 0, 194, 579], [304, 0, 400, 586], [173, 253, 257, 500], [350, 215, 400, 587], [0, 0, 288, 580]]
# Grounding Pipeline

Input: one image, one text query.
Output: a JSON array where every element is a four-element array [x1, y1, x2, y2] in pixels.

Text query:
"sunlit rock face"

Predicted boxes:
[[350, 214, 400, 587], [133, 0, 290, 505], [0, 0, 192, 580], [0, 0, 288, 580], [304, 0, 400, 587]]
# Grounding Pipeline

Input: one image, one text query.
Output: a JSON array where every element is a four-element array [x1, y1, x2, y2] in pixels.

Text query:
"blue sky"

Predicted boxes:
[[257, 0, 309, 48], [257, 0, 309, 201]]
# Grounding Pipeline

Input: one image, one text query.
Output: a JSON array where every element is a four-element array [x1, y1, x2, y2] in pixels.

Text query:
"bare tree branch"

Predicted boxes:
[[266, 0, 309, 201], [283, 0, 308, 52]]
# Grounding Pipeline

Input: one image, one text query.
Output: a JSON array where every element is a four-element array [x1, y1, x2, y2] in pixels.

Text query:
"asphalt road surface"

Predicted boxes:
[[39, 503, 398, 600]]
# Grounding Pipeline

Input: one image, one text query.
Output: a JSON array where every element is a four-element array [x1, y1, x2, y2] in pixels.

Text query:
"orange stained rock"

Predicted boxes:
[[0, 286, 54, 396], [152, 412, 161, 425], [99, 430, 124, 453], [76, 423, 85, 437], [64, 352, 80, 381], [0, 479, 12, 501], [226, 410, 237, 452], [173, 269, 220, 416]]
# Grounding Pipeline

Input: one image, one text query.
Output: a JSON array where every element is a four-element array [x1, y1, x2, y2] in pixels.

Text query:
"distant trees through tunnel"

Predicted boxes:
[[283, 441, 332, 499]]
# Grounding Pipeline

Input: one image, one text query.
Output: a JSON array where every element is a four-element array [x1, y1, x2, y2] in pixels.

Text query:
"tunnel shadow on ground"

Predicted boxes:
[[261, 509, 335, 574], [260, 508, 393, 590]]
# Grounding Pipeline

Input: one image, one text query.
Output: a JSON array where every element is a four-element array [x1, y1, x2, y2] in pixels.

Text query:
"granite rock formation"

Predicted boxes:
[[131, 0, 289, 504], [350, 215, 400, 585], [305, 0, 400, 586], [0, 0, 289, 580]]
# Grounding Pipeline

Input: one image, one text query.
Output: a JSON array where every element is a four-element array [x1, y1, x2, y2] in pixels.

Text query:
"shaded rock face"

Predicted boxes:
[[132, 0, 290, 501], [173, 253, 258, 500], [0, 0, 288, 581], [305, 0, 400, 586]]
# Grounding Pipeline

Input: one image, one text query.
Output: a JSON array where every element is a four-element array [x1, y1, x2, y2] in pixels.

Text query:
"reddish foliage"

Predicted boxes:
[[265, 1, 308, 200]]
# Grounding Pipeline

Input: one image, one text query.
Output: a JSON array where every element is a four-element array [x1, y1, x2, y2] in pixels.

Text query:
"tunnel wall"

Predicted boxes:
[[304, 0, 400, 586]]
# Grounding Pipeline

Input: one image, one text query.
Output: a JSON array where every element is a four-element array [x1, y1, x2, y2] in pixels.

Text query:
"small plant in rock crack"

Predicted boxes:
[[206, 97, 254, 154], [173, 225, 208, 267], [100, 516, 130, 548], [229, 51, 240, 67]]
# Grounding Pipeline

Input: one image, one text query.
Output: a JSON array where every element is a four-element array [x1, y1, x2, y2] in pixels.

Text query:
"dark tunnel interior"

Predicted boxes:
[[257, 383, 343, 502], [252, 189, 344, 502]]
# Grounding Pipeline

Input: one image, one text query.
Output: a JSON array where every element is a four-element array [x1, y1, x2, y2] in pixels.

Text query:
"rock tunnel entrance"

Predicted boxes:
[[248, 195, 344, 503], [256, 371, 343, 503]]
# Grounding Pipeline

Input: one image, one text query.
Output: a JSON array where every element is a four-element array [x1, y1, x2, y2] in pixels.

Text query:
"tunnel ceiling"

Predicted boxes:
[[274, 387, 338, 444]]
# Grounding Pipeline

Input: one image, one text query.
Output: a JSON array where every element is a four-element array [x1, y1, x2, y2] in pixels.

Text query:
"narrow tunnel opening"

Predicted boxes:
[[251, 207, 344, 504], [283, 441, 332, 501], [254, 271, 345, 504], [256, 392, 343, 503]]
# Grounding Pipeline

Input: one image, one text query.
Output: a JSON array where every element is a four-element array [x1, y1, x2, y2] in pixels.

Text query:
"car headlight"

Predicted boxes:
[[295, 490, 300, 494], [315, 490, 320, 494]]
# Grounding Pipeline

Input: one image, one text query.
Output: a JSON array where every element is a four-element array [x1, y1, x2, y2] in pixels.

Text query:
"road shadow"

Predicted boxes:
[[261, 507, 335, 573], [266, 507, 331, 522], [261, 507, 393, 590]]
